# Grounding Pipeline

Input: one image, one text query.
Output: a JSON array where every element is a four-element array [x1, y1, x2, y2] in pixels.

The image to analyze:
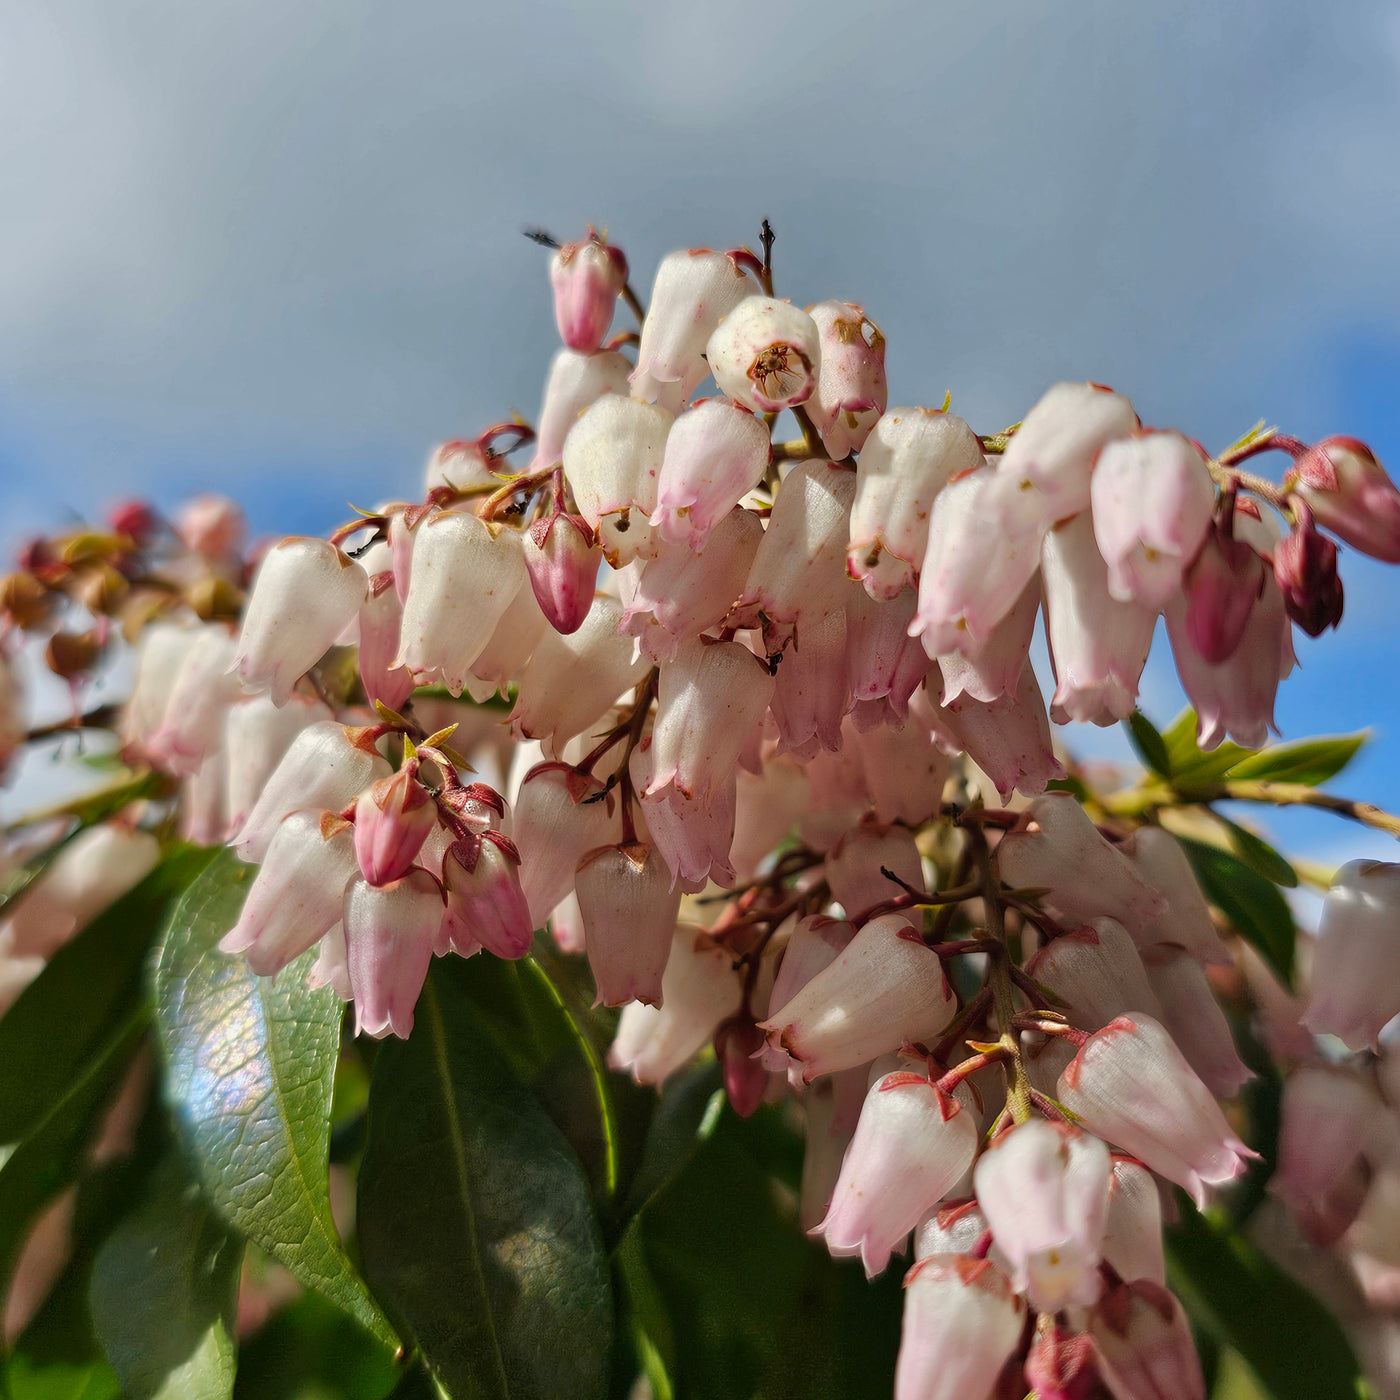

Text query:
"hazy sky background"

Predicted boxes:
[[3, 0, 1399, 857]]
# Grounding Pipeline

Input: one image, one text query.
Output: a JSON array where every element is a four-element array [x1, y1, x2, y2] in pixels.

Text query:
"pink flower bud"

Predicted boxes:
[[996, 794, 1166, 929], [235, 539, 368, 706], [1, 824, 161, 960], [817, 1072, 979, 1277], [1058, 1015, 1257, 1206], [575, 842, 683, 1007], [824, 823, 923, 921], [393, 512, 528, 696], [910, 466, 1045, 658], [1101, 1157, 1166, 1286], [974, 1119, 1112, 1311], [1302, 859, 1400, 1050], [512, 763, 616, 925], [620, 504, 764, 663], [936, 577, 1040, 706], [715, 1017, 768, 1118], [177, 494, 246, 563], [845, 586, 926, 723], [1026, 1320, 1100, 1400], [440, 831, 533, 960], [1271, 1066, 1382, 1246], [344, 868, 443, 1039], [631, 250, 756, 409], [1121, 827, 1230, 964], [1090, 1281, 1205, 1400], [759, 914, 957, 1081], [1090, 430, 1216, 608], [848, 409, 984, 599], [646, 637, 775, 804], [524, 512, 600, 636], [771, 608, 852, 759], [649, 397, 770, 550], [1273, 502, 1344, 637], [530, 348, 634, 470], [510, 595, 649, 753], [706, 296, 820, 413], [806, 301, 887, 459], [895, 1256, 1025, 1400], [146, 625, 243, 777], [608, 925, 742, 1084], [997, 380, 1139, 525], [355, 541, 414, 712], [1041, 512, 1156, 727], [1025, 918, 1162, 1032], [121, 621, 197, 752], [1180, 521, 1264, 665], [740, 460, 857, 642], [550, 233, 627, 351], [220, 810, 359, 975], [1289, 435, 1400, 564], [109, 498, 158, 545], [223, 692, 333, 837], [1140, 945, 1253, 1098], [232, 722, 391, 863], [353, 770, 436, 887], [632, 744, 737, 890]]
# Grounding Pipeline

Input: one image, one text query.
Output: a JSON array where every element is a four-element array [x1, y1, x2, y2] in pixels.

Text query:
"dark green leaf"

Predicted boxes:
[[153, 849, 394, 1348], [1125, 711, 1172, 777], [618, 1062, 724, 1225], [89, 1153, 241, 1400], [1167, 1200, 1367, 1400], [1214, 816, 1298, 889], [1160, 710, 1256, 785], [0, 846, 217, 1150], [3, 1354, 120, 1400], [1177, 837, 1296, 986], [358, 964, 612, 1400], [1225, 734, 1367, 787]]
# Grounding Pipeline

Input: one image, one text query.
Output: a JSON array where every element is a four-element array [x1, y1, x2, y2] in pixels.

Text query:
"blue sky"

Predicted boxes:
[[3, 0, 1399, 857]]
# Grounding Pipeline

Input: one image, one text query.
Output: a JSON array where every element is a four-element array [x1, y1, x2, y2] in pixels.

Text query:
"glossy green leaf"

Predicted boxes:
[[357, 964, 612, 1400], [618, 1062, 724, 1226], [0, 846, 217, 1151], [1125, 711, 1172, 777], [1224, 734, 1367, 787], [1177, 837, 1296, 986], [153, 849, 394, 1348], [1160, 710, 1255, 785], [1215, 816, 1298, 889], [1167, 1201, 1367, 1400], [89, 1154, 241, 1400]]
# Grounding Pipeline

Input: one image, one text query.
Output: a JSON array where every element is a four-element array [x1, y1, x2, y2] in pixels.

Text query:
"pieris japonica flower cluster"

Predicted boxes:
[[7, 221, 1400, 1399]]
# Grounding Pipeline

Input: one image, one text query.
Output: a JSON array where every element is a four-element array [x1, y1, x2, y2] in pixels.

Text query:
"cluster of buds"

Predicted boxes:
[[7, 221, 1400, 1399]]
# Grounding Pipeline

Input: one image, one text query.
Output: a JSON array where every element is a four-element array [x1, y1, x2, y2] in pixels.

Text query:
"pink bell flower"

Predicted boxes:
[[575, 842, 683, 1007], [440, 831, 533, 960], [231, 722, 391, 863], [512, 763, 617, 926], [355, 541, 414, 712], [936, 577, 1040, 706], [1090, 430, 1216, 608], [459, 572, 550, 704], [530, 348, 633, 471], [1302, 858, 1400, 1050], [633, 744, 737, 890], [608, 925, 743, 1084], [1273, 500, 1344, 637], [760, 916, 856, 1070], [1041, 512, 1157, 727], [1140, 945, 1253, 1098], [177, 493, 245, 564], [220, 810, 359, 976], [824, 823, 924, 921], [561, 395, 672, 566], [1025, 918, 1162, 1032], [344, 868, 443, 1039], [706, 296, 820, 413], [759, 914, 957, 1081], [895, 1256, 1025, 1400], [1090, 1281, 1205, 1400], [649, 397, 770, 550], [393, 512, 528, 696], [996, 794, 1166, 929], [850, 705, 951, 827], [770, 608, 852, 759], [800, 1068, 869, 1230], [1120, 827, 1230, 964], [1101, 1157, 1166, 1286], [146, 625, 243, 777], [1180, 521, 1265, 665], [995, 379, 1139, 526], [805, 301, 887, 459], [235, 538, 368, 706], [523, 512, 600, 636], [731, 754, 811, 881], [715, 1017, 769, 1117], [631, 249, 756, 410], [816, 1072, 979, 1277], [845, 586, 927, 724], [1288, 435, 1400, 564], [619, 505, 764, 663], [848, 409, 984, 600], [973, 1118, 1112, 1311], [1057, 1015, 1258, 1206], [121, 621, 196, 752], [913, 1199, 990, 1260], [549, 232, 627, 351], [353, 770, 437, 887], [222, 692, 332, 838]]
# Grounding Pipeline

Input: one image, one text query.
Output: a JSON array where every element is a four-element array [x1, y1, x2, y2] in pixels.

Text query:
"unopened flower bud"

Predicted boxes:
[[1181, 520, 1264, 665], [177, 494, 245, 563], [344, 868, 443, 1039], [354, 770, 436, 887], [575, 842, 683, 1007], [715, 1017, 768, 1118], [523, 512, 599, 636], [108, 499, 159, 547], [45, 628, 102, 681], [440, 831, 533, 960], [706, 296, 820, 413], [806, 301, 887, 458], [1289, 436, 1400, 563], [550, 233, 627, 351], [1090, 1280, 1205, 1400], [1273, 502, 1344, 636]]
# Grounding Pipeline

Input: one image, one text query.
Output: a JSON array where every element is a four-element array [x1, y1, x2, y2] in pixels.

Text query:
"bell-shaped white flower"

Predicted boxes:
[[936, 577, 1040, 706], [1025, 917, 1162, 1032], [146, 625, 243, 777], [635, 759, 737, 891], [235, 538, 368, 706], [355, 540, 413, 712], [423, 438, 505, 494], [805, 301, 887, 459], [1141, 945, 1253, 1098], [824, 823, 924, 921], [1091, 1281, 1205, 1400], [223, 691, 333, 837], [530, 347, 634, 471], [770, 607, 851, 758], [848, 409, 983, 600], [575, 842, 683, 1007], [1101, 1156, 1166, 1286], [706, 296, 820, 413], [344, 868, 443, 1039], [845, 586, 926, 725], [1121, 826, 1230, 964], [461, 571, 549, 703], [850, 707, 951, 827], [512, 763, 618, 926], [121, 620, 196, 751]]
